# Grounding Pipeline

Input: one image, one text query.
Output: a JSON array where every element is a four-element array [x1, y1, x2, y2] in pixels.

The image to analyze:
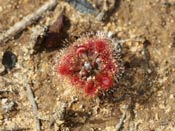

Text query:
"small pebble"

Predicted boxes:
[[67, 0, 97, 14], [2, 51, 17, 70], [1, 98, 16, 113], [0, 6, 3, 12], [0, 113, 3, 120]]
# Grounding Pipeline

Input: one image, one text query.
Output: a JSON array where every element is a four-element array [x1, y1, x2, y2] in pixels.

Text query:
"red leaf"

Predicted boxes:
[[84, 81, 97, 96], [97, 73, 113, 90]]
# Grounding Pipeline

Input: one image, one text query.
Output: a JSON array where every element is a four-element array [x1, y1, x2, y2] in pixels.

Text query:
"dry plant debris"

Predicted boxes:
[[24, 76, 41, 131], [0, 0, 57, 44]]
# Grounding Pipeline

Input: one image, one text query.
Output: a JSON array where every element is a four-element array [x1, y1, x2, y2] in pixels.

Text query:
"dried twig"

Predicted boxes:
[[115, 111, 126, 131], [0, 89, 10, 93], [24, 76, 41, 131], [116, 104, 130, 131], [0, 0, 57, 44], [1, 127, 31, 131], [49, 102, 67, 130]]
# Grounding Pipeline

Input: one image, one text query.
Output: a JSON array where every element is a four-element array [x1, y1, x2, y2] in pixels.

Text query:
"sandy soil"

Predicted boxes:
[[0, 0, 175, 131]]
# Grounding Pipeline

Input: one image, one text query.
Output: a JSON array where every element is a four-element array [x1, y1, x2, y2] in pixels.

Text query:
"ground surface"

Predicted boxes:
[[0, 0, 175, 131]]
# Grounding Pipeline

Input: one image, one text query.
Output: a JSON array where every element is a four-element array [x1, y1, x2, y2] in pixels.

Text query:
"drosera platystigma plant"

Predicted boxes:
[[57, 31, 124, 96]]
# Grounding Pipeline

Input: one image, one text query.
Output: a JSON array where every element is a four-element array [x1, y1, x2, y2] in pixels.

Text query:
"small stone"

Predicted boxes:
[[1, 98, 16, 113], [79, 104, 85, 109], [159, 104, 165, 109], [169, 94, 174, 99], [2, 51, 17, 71], [0, 113, 3, 120], [89, 127, 95, 131], [0, 6, 3, 12], [165, 106, 171, 113]]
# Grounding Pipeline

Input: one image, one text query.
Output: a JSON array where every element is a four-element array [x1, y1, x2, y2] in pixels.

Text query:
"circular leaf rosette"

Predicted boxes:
[[57, 32, 124, 96]]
